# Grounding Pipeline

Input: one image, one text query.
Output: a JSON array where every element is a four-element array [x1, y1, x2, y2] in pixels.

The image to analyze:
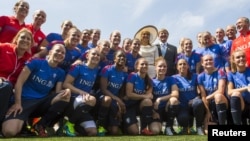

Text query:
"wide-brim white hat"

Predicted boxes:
[[134, 25, 158, 44]]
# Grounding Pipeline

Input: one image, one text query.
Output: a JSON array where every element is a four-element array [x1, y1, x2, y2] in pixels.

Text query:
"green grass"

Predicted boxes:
[[2, 135, 207, 141]]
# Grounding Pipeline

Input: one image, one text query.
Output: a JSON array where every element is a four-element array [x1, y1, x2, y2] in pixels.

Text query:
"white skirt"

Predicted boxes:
[[148, 65, 156, 79]]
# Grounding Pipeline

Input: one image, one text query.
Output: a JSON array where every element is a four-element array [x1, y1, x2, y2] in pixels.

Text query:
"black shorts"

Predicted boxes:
[[4, 94, 56, 121], [122, 102, 140, 128]]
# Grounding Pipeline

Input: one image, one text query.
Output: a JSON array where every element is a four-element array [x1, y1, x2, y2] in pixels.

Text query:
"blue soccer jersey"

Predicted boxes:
[[218, 40, 232, 68], [125, 72, 152, 106], [195, 44, 226, 70], [173, 74, 198, 107], [197, 69, 226, 96], [68, 64, 99, 95], [227, 68, 250, 103], [46, 33, 64, 43], [98, 58, 110, 73], [21, 59, 65, 99], [77, 44, 91, 55], [106, 48, 121, 65], [88, 42, 96, 48], [152, 76, 176, 108], [126, 52, 141, 73], [218, 40, 232, 61], [100, 65, 128, 96], [127, 73, 148, 95]]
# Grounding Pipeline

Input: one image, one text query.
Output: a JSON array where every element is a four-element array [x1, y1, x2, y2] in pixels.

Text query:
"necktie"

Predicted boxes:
[[161, 43, 166, 57]]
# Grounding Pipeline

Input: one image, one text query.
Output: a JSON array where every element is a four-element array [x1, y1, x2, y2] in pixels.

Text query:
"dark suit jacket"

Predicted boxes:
[[155, 43, 177, 76]]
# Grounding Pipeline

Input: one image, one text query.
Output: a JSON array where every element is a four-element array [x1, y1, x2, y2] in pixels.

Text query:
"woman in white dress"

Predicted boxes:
[[135, 25, 158, 78]]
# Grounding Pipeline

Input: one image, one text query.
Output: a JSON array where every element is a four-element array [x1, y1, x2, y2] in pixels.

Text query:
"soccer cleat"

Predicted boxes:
[[141, 128, 153, 135], [97, 126, 107, 136], [196, 127, 204, 135], [165, 127, 173, 136], [175, 126, 190, 135], [33, 124, 48, 137], [174, 126, 182, 134], [64, 121, 76, 137], [189, 127, 196, 135], [32, 117, 41, 126]]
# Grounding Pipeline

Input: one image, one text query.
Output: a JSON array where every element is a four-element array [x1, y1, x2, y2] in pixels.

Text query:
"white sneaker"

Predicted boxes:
[[196, 127, 204, 135], [165, 127, 173, 136]]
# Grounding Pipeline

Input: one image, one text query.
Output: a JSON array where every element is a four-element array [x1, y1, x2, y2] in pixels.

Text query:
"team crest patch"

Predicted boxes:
[[213, 78, 217, 82], [247, 77, 250, 82], [126, 117, 131, 124]]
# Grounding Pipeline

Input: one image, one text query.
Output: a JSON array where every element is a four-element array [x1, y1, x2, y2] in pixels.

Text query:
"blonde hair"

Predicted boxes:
[[200, 31, 212, 47], [177, 37, 187, 53], [64, 27, 81, 47], [155, 56, 167, 66], [230, 50, 246, 73], [61, 20, 73, 28], [140, 30, 151, 45], [97, 39, 110, 47]]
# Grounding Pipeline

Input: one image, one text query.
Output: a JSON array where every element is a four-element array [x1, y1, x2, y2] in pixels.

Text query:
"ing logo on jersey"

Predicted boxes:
[[154, 82, 169, 95], [162, 82, 167, 88], [32, 75, 53, 88], [235, 84, 247, 89]]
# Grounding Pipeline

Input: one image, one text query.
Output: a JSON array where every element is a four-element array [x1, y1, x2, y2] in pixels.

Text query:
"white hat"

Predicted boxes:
[[134, 25, 158, 44]]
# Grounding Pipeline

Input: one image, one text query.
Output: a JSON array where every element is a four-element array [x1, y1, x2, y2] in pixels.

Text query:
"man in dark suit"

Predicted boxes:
[[154, 28, 177, 76]]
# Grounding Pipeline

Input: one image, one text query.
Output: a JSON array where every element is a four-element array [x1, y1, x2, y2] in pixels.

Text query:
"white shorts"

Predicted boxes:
[[80, 120, 96, 128], [73, 95, 85, 109]]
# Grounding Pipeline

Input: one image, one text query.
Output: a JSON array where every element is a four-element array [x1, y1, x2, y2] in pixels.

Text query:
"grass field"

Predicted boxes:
[[2, 135, 207, 141]]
